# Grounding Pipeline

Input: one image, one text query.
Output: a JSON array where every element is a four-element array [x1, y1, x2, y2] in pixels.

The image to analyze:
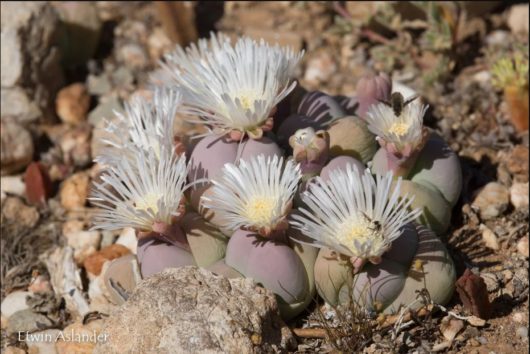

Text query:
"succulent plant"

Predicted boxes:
[[89, 31, 460, 323], [326, 73, 392, 163], [312, 223, 455, 313], [137, 230, 196, 278], [354, 72, 393, 119], [198, 154, 317, 319], [91, 142, 197, 278], [224, 230, 314, 320], [290, 163, 455, 313], [327, 116, 378, 163], [366, 96, 462, 234], [181, 212, 228, 268]]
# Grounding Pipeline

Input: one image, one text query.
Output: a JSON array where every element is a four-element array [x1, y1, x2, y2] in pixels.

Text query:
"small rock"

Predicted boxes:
[[62, 219, 85, 235], [1, 197, 39, 228], [512, 267, 529, 299], [455, 269, 492, 319], [87, 74, 112, 96], [510, 182, 529, 209], [477, 336, 488, 345], [114, 19, 148, 43], [479, 224, 500, 251], [95, 267, 294, 353], [304, 51, 337, 85], [1, 291, 30, 319], [1, 29, 23, 87], [1, 119, 34, 175], [116, 227, 137, 254], [472, 182, 510, 220], [58, 124, 92, 167], [87, 95, 123, 126], [102, 253, 142, 305], [507, 4, 529, 35], [485, 30, 510, 46], [472, 70, 492, 84], [116, 43, 148, 70], [0, 87, 42, 124], [110, 66, 134, 89], [516, 326, 529, 339], [7, 309, 53, 334], [100, 230, 116, 248], [56, 320, 106, 354], [503, 269, 513, 281], [147, 27, 173, 60], [47, 163, 71, 182], [88, 266, 116, 313], [480, 272, 500, 292], [506, 145, 529, 182], [517, 236, 529, 258], [468, 338, 481, 347], [512, 312, 526, 323], [0, 175, 25, 197], [84, 244, 131, 276], [55, 83, 90, 125], [25, 329, 61, 354], [466, 316, 486, 327], [63, 227, 101, 265], [0, 2, 64, 123], [24, 162, 53, 206], [60, 172, 90, 210], [440, 316, 464, 342]]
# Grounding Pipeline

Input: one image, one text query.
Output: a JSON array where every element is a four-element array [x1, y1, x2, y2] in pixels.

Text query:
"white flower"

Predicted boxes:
[[290, 165, 421, 260], [96, 87, 182, 165], [91, 145, 188, 232], [365, 98, 428, 156], [201, 154, 302, 236], [159, 32, 304, 137]]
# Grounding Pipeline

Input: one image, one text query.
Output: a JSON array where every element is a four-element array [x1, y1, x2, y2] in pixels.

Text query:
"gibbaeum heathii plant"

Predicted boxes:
[[91, 32, 459, 320]]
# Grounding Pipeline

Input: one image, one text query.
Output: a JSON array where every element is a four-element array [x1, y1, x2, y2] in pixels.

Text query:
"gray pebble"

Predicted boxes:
[[516, 326, 528, 339], [7, 309, 53, 334], [477, 336, 488, 344]]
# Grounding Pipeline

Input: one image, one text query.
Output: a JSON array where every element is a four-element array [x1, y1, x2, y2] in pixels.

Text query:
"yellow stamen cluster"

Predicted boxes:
[[135, 193, 162, 214], [388, 121, 411, 137], [243, 196, 276, 226], [337, 216, 384, 253]]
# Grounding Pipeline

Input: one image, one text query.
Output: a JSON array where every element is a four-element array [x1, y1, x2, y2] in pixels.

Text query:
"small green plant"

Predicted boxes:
[[490, 46, 529, 132], [491, 51, 529, 89]]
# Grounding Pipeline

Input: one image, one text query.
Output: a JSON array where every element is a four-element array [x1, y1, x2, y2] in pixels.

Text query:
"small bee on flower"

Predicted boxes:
[[90, 144, 189, 237], [290, 165, 421, 273], [365, 96, 429, 159], [200, 154, 302, 237], [96, 87, 183, 166], [159, 32, 304, 141]]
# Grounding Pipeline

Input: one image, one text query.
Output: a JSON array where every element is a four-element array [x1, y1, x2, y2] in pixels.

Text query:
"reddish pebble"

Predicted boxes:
[[455, 268, 492, 319], [84, 244, 131, 276], [24, 162, 53, 206]]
